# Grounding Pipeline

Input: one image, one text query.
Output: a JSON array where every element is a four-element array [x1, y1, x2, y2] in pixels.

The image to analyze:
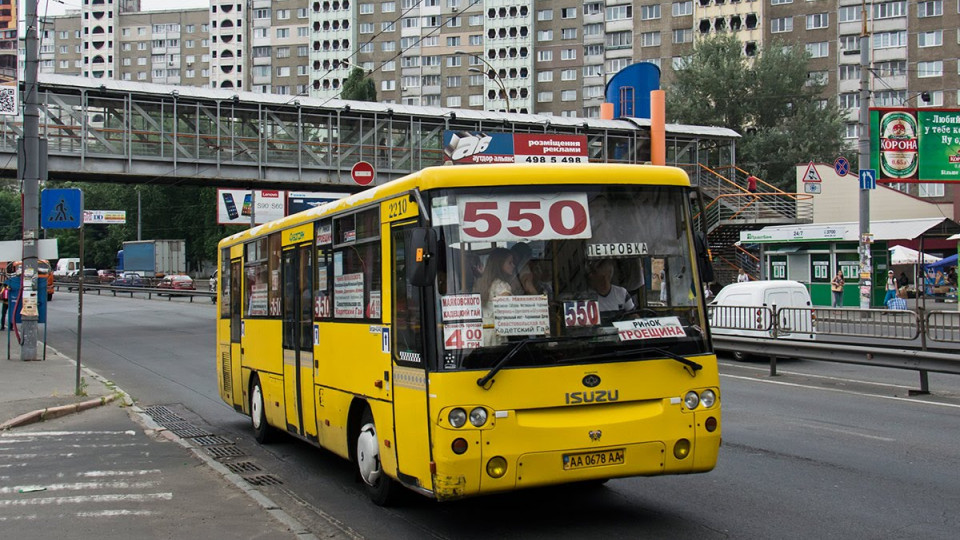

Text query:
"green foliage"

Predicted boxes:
[[667, 33, 852, 189], [341, 67, 378, 102], [38, 182, 236, 273]]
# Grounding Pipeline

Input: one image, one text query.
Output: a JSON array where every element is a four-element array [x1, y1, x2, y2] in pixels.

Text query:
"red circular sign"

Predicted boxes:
[[351, 161, 375, 186]]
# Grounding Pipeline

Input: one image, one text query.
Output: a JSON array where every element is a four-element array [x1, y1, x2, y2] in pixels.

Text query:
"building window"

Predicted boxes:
[[838, 64, 860, 80], [874, 90, 906, 106], [560, 69, 576, 81], [672, 1, 693, 17], [918, 183, 944, 197], [359, 3, 374, 14], [806, 13, 828, 30], [537, 91, 554, 102], [561, 90, 577, 101], [469, 94, 483, 106], [606, 5, 632, 21], [561, 48, 577, 60], [838, 6, 861, 23], [874, 1, 906, 19], [562, 28, 577, 40], [641, 4, 661, 20], [844, 123, 858, 139], [606, 31, 632, 48], [561, 7, 576, 18], [276, 28, 289, 39], [917, 61, 943, 77], [917, 1, 942, 17], [536, 9, 553, 21], [771, 17, 793, 33], [918, 30, 942, 48], [446, 76, 461, 87], [919, 91, 943, 107], [537, 50, 553, 62], [537, 71, 553, 82], [839, 92, 860, 109], [446, 96, 461, 107], [640, 32, 661, 47], [874, 31, 907, 49], [673, 28, 693, 44], [537, 30, 553, 41]]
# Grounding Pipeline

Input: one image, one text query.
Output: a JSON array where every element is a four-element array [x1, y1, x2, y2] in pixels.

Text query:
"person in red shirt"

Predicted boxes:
[[746, 175, 758, 193]]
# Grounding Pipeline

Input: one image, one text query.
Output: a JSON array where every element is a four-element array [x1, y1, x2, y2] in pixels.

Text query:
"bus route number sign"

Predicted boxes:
[[458, 194, 592, 242]]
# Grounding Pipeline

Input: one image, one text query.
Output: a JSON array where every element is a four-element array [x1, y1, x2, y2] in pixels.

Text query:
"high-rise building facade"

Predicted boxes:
[[35, 0, 960, 126]]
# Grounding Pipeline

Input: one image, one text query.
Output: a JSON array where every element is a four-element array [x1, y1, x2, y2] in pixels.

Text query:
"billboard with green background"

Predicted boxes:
[[870, 108, 960, 182]]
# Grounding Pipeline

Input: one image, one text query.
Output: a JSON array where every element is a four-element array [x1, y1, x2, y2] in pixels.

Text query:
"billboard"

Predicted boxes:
[[287, 191, 345, 215], [442, 131, 588, 165], [217, 189, 285, 225], [0, 0, 17, 116], [870, 107, 960, 182]]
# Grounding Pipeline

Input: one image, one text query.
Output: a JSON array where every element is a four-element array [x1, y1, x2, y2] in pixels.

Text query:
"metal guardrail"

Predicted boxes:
[[54, 281, 215, 303], [707, 304, 960, 394]]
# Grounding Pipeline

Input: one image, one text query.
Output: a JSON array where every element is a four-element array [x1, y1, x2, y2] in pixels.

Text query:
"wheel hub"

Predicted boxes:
[[357, 423, 381, 486]]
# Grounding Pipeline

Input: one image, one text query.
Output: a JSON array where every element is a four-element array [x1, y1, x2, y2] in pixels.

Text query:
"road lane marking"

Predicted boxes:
[[80, 469, 161, 477], [720, 373, 960, 409], [0, 492, 173, 507], [0, 481, 160, 494]]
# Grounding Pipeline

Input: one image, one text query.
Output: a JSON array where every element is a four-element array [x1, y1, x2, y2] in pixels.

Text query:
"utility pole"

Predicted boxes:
[[857, 1, 872, 309], [20, 0, 41, 360]]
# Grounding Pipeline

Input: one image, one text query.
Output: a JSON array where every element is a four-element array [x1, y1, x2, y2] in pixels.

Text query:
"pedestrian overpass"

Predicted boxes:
[[0, 74, 742, 189]]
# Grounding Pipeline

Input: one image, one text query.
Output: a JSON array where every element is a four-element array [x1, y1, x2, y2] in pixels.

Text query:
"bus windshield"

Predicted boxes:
[[429, 184, 708, 372]]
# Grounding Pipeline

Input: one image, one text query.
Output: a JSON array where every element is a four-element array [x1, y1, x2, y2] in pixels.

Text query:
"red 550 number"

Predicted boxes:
[[459, 195, 591, 241]]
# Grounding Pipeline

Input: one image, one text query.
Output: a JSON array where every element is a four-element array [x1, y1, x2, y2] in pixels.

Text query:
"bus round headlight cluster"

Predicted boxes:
[[448, 407, 489, 428], [683, 389, 719, 410]]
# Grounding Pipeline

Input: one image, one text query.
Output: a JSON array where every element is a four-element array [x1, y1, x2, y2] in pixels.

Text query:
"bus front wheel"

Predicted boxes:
[[356, 408, 396, 506], [250, 377, 273, 444]]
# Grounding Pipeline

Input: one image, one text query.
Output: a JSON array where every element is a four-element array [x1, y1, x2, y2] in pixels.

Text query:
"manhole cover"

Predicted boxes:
[[192, 435, 233, 446]]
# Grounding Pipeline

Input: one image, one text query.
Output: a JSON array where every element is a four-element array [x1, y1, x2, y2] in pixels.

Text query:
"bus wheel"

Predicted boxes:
[[250, 377, 272, 444], [356, 408, 396, 506]]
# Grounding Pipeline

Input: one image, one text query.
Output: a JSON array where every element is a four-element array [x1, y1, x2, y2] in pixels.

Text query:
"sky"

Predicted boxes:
[[36, 0, 209, 17]]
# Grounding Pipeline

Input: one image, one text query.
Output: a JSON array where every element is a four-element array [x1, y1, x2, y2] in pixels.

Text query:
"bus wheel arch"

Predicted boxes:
[[350, 401, 398, 506], [249, 374, 273, 444]]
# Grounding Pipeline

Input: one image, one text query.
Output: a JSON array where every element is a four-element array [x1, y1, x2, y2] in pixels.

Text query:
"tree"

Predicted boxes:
[[341, 67, 377, 102], [667, 33, 852, 189]]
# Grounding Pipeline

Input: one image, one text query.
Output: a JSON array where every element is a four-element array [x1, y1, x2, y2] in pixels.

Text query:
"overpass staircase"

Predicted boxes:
[[696, 165, 813, 286]]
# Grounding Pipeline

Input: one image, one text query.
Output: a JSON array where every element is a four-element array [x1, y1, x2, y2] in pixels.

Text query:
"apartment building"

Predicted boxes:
[[32, 0, 960, 124]]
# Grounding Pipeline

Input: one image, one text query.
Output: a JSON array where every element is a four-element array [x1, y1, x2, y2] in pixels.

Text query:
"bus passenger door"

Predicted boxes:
[[390, 224, 434, 490], [281, 244, 317, 439]]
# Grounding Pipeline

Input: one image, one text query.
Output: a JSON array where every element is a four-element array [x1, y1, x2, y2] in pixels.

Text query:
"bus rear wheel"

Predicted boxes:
[[356, 408, 397, 506], [250, 376, 273, 444]]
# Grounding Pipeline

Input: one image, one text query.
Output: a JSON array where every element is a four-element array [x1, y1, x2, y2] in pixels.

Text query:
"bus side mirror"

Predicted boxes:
[[405, 227, 438, 287], [694, 231, 715, 284]]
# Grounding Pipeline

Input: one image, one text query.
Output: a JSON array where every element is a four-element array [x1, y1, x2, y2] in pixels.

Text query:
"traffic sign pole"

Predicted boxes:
[[20, 1, 41, 361], [857, 25, 872, 309]]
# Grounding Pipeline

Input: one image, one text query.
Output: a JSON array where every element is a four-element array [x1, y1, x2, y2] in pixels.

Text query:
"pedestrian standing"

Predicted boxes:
[[883, 270, 898, 306], [830, 270, 844, 308], [0, 282, 8, 330], [737, 268, 750, 283]]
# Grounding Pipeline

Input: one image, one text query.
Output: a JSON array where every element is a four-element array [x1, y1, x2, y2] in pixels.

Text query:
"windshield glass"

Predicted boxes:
[[429, 185, 708, 371]]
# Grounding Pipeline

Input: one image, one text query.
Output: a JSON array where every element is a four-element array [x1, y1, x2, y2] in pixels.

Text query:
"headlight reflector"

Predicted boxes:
[[469, 407, 488, 427], [683, 391, 699, 409], [700, 389, 716, 408], [448, 408, 467, 428]]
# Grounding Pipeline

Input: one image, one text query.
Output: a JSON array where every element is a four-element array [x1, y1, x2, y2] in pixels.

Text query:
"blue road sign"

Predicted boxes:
[[859, 169, 877, 190], [41, 188, 84, 229], [834, 157, 850, 176]]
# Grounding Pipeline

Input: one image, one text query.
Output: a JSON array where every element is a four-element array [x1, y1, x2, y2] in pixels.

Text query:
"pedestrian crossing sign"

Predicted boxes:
[[41, 188, 84, 230], [802, 162, 822, 183]]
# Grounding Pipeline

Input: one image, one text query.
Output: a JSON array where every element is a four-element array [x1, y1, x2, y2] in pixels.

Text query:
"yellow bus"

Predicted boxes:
[[216, 163, 721, 505]]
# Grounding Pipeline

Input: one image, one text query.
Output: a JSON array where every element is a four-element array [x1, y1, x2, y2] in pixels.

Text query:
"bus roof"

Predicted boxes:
[[219, 163, 691, 248]]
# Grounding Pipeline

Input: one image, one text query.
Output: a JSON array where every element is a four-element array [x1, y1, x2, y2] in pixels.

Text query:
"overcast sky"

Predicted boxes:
[[38, 0, 209, 17]]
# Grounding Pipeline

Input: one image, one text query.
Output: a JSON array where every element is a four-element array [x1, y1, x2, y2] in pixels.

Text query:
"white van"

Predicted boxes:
[[54, 258, 81, 277], [708, 280, 815, 358]]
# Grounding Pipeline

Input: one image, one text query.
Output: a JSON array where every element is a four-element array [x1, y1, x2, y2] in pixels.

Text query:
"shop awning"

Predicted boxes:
[[740, 218, 960, 244]]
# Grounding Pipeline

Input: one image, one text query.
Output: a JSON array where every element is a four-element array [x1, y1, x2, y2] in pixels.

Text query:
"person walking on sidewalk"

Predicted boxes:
[[831, 270, 845, 308]]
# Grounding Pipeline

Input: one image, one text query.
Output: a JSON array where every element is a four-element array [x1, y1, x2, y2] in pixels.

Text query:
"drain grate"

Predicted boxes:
[[192, 435, 234, 447], [142, 405, 185, 424], [206, 445, 245, 459], [224, 461, 262, 474], [169, 426, 212, 438], [243, 474, 283, 486]]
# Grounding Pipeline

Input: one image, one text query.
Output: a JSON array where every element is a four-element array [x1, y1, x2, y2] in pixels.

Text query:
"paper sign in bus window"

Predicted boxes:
[[443, 322, 483, 350], [493, 295, 550, 336], [457, 194, 592, 242], [613, 317, 686, 341], [249, 283, 269, 316], [441, 294, 483, 321], [334, 272, 365, 318]]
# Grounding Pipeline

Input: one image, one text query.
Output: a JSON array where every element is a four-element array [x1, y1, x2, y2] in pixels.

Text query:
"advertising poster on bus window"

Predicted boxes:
[[217, 189, 286, 225], [443, 131, 587, 165]]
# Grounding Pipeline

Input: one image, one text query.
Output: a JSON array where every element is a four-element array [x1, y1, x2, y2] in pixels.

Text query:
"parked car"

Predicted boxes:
[[158, 275, 195, 292], [112, 272, 145, 287], [98, 269, 116, 283]]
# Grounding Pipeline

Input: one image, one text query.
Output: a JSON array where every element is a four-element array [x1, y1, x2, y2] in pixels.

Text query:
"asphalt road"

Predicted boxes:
[[42, 292, 960, 539]]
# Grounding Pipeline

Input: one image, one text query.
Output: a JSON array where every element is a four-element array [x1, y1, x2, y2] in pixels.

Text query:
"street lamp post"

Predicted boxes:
[[454, 50, 511, 112]]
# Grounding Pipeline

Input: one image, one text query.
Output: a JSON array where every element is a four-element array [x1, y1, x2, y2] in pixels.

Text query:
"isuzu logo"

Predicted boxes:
[[582, 374, 601, 388]]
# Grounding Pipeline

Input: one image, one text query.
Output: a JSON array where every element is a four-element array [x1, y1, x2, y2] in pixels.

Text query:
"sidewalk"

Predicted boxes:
[[0, 335, 318, 539]]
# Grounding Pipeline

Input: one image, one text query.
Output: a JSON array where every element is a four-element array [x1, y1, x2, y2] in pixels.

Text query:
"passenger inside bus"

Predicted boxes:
[[473, 247, 516, 346], [586, 259, 636, 312]]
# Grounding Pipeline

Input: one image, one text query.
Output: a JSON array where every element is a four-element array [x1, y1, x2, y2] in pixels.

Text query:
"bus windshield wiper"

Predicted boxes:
[[476, 336, 564, 390], [568, 346, 702, 377]]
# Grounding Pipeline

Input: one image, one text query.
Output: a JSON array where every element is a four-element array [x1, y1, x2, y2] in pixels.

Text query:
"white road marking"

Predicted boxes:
[[0, 431, 136, 438], [0, 492, 173, 507], [789, 419, 896, 442], [79, 469, 161, 478], [76, 509, 157, 517], [719, 361, 921, 391], [0, 481, 160, 494], [721, 373, 960, 409]]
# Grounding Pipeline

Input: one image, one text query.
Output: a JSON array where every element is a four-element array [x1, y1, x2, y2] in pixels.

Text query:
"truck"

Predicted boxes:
[[119, 240, 186, 278]]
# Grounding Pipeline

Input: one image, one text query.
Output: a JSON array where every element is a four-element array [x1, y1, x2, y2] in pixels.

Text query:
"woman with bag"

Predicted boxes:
[[830, 270, 844, 308], [0, 282, 9, 330]]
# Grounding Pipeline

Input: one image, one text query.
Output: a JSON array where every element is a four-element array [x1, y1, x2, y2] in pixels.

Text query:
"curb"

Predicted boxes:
[[0, 394, 119, 431]]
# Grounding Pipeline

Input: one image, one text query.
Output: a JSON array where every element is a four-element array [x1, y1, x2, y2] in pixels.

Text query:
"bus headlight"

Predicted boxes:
[[700, 389, 716, 408], [469, 407, 488, 427], [486, 456, 508, 478], [683, 391, 699, 409], [448, 408, 467, 428]]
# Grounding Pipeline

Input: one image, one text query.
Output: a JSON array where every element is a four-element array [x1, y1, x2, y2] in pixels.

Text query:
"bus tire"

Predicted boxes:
[[250, 376, 273, 444], [356, 408, 397, 506]]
